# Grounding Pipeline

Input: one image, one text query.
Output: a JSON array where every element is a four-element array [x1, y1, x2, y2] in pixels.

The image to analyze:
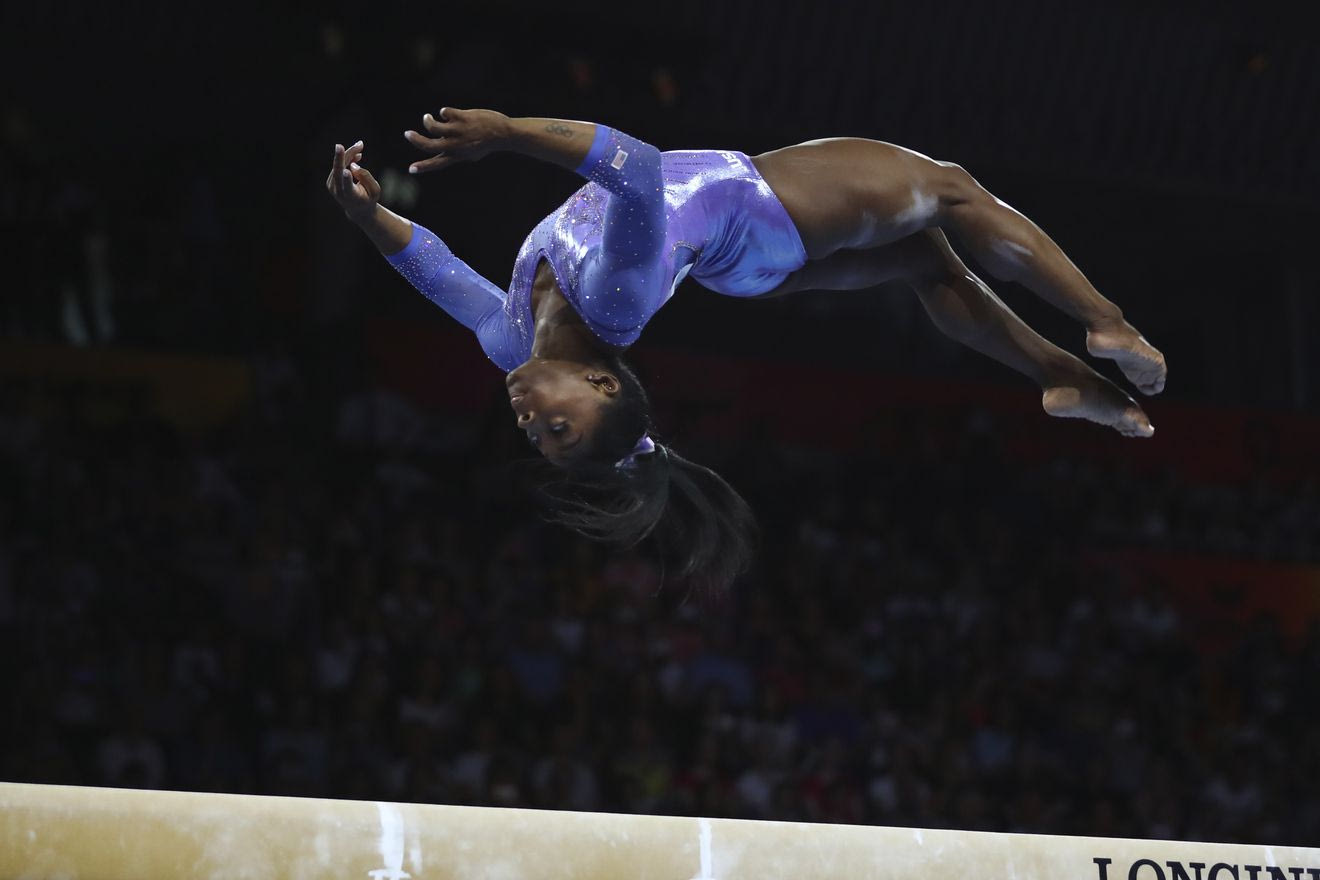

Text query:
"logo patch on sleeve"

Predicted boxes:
[[610, 149, 629, 170]]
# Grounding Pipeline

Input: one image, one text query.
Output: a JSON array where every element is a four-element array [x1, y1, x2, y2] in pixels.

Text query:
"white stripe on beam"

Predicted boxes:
[[0, 782, 1317, 880]]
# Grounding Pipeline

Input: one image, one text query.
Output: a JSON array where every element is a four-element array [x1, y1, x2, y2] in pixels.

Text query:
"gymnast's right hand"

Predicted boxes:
[[325, 140, 381, 223]]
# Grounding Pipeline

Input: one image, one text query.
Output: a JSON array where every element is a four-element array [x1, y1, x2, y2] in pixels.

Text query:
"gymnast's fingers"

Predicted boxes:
[[329, 144, 346, 196], [409, 153, 457, 174], [404, 129, 447, 153], [421, 113, 457, 137], [350, 162, 381, 200], [344, 139, 365, 165]]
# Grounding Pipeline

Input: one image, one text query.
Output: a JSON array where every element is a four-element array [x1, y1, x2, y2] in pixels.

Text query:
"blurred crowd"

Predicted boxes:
[[2, 367, 1316, 845]]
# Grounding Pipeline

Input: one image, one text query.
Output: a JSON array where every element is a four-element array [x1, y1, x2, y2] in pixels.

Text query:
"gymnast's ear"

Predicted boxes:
[[585, 371, 620, 396]]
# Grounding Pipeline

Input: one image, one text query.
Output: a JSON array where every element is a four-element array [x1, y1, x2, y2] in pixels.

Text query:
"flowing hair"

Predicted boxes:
[[535, 354, 756, 596]]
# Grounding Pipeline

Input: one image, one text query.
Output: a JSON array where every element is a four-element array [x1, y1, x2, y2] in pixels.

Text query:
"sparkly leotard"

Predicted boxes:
[[386, 126, 807, 372]]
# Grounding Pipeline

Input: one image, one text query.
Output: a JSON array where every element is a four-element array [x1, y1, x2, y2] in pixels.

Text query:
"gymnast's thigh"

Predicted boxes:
[[744, 235, 937, 300], [750, 138, 955, 260]]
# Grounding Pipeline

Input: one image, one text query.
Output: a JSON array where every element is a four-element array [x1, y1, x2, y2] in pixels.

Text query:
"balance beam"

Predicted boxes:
[[1, 782, 1317, 880]]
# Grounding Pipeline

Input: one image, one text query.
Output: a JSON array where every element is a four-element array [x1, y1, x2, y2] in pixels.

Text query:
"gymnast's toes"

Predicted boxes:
[[1085, 322, 1167, 397], [1042, 379, 1154, 439]]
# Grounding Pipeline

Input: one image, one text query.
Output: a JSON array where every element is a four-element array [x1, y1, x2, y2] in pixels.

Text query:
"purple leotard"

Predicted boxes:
[[385, 126, 807, 372]]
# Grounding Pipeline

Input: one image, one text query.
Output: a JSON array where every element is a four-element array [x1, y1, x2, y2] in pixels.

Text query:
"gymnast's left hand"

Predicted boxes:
[[326, 141, 382, 223], [404, 107, 511, 174]]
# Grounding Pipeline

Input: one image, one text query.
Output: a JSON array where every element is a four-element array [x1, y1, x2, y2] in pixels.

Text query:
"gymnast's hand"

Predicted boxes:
[[404, 107, 511, 174], [325, 140, 382, 223]]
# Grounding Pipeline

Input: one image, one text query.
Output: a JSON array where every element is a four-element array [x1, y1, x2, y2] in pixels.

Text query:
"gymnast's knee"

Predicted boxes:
[[933, 161, 993, 209]]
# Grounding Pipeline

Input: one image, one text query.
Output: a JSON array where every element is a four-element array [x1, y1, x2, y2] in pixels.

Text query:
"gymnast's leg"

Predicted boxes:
[[758, 231, 1154, 437], [751, 140, 1167, 396]]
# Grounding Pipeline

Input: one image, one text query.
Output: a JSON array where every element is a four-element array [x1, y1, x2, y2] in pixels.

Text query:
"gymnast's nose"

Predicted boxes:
[[517, 410, 533, 427]]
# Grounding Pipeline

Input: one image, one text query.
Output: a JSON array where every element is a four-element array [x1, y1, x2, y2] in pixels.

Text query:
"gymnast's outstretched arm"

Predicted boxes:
[[405, 109, 609, 175], [325, 141, 515, 368], [406, 109, 666, 334]]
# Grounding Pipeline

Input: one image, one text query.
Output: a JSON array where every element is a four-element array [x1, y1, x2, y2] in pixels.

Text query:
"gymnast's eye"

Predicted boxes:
[[549, 422, 568, 435]]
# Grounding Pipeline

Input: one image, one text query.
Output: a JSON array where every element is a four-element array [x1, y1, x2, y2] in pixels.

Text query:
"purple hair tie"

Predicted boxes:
[[614, 433, 656, 470]]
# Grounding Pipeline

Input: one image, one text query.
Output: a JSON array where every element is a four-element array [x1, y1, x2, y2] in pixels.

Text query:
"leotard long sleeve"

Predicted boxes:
[[384, 226, 517, 368], [569, 125, 666, 337], [384, 124, 806, 372]]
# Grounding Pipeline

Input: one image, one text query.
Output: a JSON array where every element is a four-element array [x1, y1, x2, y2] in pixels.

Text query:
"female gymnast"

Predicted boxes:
[[325, 109, 1167, 589]]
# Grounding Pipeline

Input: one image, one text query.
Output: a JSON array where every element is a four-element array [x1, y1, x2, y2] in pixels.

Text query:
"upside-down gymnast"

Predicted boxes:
[[325, 108, 1168, 589]]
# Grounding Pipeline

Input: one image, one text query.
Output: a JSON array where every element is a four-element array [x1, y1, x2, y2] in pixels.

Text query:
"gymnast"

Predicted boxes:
[[325, 109, 1167, 588]]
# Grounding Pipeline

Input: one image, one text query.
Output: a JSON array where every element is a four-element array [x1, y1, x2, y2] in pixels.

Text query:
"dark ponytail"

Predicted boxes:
[[536, 355, 756, 596]]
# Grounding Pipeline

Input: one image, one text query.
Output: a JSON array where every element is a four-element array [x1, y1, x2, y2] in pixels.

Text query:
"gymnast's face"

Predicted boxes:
[[506, 360, 619, 465]]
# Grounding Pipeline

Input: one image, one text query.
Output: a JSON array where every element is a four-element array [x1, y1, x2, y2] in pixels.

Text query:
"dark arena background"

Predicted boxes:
[[2, 0, 1320, 868]]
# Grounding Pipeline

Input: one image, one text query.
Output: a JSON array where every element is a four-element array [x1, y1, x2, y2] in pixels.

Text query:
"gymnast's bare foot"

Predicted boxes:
[[1086, 319, 1167, 396], [1042, 367, 1155, 438]]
